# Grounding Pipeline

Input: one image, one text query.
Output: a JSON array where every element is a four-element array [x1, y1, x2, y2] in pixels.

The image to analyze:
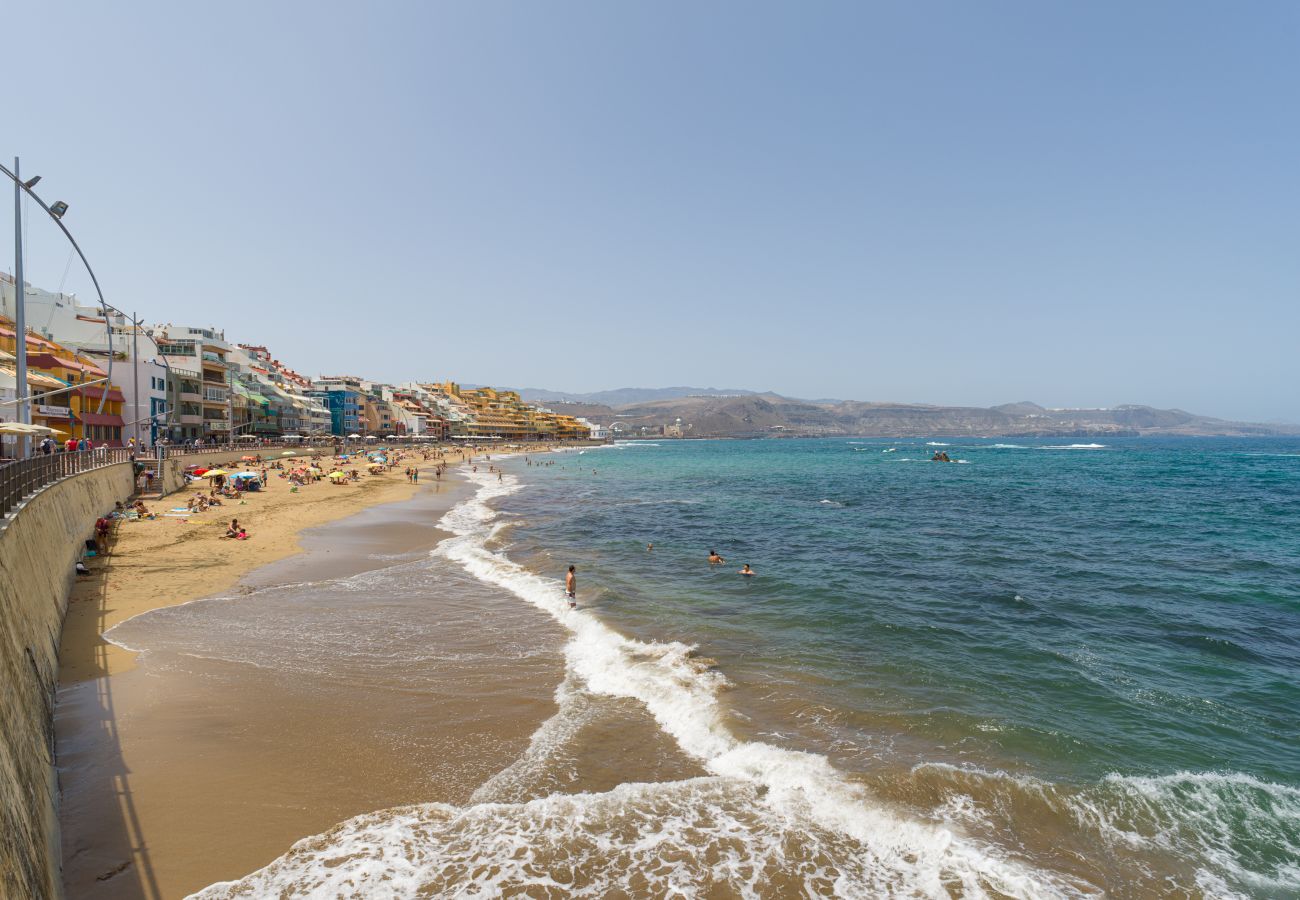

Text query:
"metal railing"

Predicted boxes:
[[0, 448, 134, 519], [151, 440, 342, 460]]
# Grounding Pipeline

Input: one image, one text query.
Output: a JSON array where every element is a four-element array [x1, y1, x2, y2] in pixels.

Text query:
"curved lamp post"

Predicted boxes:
[[1, 158, 173, 454]]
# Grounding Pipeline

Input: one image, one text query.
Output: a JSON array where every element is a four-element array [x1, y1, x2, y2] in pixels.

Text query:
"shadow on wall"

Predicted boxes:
[[57, 546, 160, 898], [0, 462, 135, 900]]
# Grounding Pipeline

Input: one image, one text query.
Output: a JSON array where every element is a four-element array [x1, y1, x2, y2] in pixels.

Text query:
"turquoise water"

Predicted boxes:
[[495, 437, 1300, 895]]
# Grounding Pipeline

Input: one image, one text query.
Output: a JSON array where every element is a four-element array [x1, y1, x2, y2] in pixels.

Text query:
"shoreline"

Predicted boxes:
[[60, 453, 423, 684], [58, 444, 567, 684], [54, 444, 575, 899]]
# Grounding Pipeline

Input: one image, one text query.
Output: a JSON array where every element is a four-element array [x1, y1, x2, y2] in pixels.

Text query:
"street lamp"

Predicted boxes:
[[3, 158, 114, 457], [2, 159, 174, 454]]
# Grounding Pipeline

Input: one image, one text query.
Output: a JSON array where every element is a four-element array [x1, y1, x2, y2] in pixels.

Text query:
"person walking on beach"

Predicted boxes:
[[565, 565, 577, 608]]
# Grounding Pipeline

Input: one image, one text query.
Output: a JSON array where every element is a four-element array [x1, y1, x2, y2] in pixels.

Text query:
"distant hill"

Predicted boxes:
[[512, 386, 760, 407], [523, 389, 1298, 438]]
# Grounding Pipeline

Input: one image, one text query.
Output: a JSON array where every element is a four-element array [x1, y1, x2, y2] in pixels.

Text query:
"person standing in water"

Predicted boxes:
[[708, 549, 726, 564], [738, 564, 755, 576], [565, 565, 577, 608]]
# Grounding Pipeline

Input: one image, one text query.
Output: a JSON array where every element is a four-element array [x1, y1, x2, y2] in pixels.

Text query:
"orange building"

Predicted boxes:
[[0, 317, 127, 445]]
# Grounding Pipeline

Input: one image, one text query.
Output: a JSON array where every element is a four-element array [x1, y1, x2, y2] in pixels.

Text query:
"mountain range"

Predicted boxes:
[[500, 388, 1298, 438]]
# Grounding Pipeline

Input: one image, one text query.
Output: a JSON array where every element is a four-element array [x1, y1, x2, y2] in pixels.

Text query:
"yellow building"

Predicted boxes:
[[435, 382, 590, 441], [0, 317, 127, 445]]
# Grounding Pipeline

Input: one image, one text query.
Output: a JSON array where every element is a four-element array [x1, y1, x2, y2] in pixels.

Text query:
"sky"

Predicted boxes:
[[6, 1, 1298, 422]]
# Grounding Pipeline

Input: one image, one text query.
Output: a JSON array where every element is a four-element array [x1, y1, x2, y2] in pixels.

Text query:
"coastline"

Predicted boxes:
[[59, 454, 424, 685], [54, 446, 574, 899]]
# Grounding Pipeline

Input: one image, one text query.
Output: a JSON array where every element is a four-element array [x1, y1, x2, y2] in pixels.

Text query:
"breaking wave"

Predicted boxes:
[[191, 469, 1081, 899]]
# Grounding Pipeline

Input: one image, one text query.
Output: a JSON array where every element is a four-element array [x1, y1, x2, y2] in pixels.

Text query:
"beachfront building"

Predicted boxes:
[[427, 382, 591, 441], [309, 376, 364, 436], [383, 386, 447, 439], [255, 352, 332, 436], [0, 315, 127, 445], [165, 366, 205, 443], [579, 419, 609, 441], [1, 275, 172, 446], [0, 346, 71, 453], [151, 324, 233, 442]]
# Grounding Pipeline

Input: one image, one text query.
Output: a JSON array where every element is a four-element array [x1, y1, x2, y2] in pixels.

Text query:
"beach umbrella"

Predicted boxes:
[[280, 450, 294, 456], [202, 469, 229, 478], [0, 421, 58, 435], [347, 433, 361, 439], [240, 455, 258, 461], [328, 471, 346, 480], [232, 471, 261, 479], [367, 462, 384, 469], [191, 467, 209, 476]]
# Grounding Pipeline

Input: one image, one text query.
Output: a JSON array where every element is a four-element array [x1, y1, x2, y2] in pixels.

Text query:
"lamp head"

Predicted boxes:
[[22, 175, 41, 189], [49, 201, 68, 219]]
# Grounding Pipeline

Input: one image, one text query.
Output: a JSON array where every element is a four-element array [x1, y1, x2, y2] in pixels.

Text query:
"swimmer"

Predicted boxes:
[[647, 543, 653, 551], [565, 565, 577, 608], [708, 549, 725, 564], [738, 564, 755, 576]]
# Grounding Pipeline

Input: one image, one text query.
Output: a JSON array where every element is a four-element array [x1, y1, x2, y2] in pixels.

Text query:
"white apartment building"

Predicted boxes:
[[1, 276, 170, 446]]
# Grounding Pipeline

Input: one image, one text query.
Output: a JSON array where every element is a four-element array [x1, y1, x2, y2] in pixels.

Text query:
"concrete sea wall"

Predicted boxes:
[[0, 462, 135, 900]]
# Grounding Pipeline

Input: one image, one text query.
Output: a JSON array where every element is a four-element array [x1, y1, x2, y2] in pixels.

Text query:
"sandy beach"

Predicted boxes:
[[55, 444, 574, 899], [59, 445, 538, 684], [60, 450, 424, 685]]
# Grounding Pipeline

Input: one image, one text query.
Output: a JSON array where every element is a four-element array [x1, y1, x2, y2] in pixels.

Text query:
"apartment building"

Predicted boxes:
[[152, 324, 232, 441]]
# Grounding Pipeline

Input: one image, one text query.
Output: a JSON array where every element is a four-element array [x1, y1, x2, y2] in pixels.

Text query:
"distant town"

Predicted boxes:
[[1, 273, 601, 449]]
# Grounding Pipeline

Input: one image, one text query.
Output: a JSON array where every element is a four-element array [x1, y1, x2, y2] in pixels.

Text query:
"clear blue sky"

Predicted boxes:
[[7, 1, 1298, 421]]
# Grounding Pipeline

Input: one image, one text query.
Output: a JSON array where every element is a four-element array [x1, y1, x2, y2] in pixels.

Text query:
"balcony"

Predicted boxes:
[[179, 389, 202, 402], [179, 413, 203, 425]]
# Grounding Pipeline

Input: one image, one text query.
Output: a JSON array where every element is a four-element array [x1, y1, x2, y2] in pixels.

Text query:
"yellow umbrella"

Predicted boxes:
[[327, 471, 346, 479], [202, 469, 230, 477], [367, 462, 384, 469]]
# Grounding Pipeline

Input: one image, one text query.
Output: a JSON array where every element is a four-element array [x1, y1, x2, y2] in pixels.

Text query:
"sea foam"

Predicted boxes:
[[191, 469, 1078, 899]]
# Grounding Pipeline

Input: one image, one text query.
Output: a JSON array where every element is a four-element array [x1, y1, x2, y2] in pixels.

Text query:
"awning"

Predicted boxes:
[[25, 352, 107, 377], [78, 412, 126, 427], [74, 385, 126, 402]]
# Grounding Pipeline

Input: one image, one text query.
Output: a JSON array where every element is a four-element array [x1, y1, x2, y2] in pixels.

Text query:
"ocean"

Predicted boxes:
[[171, 437, 1297, 897]]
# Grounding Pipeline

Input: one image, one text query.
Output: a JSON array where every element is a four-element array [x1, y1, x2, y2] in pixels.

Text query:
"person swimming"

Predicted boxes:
[[738, 564, 755, 576], [708, 549, 725, 564]]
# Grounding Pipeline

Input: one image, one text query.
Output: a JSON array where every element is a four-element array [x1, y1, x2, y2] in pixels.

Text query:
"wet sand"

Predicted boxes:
[[55, 468, 570, 899]]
